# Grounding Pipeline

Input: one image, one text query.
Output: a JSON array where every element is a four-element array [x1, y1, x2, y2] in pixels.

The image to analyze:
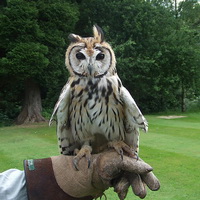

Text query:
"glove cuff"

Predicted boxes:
[[24, 157, 93, 200], [51, 155, 108, 199]]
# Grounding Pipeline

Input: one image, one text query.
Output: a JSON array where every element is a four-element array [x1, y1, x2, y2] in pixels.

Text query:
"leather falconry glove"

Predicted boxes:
[[24, 150, 160, 200]]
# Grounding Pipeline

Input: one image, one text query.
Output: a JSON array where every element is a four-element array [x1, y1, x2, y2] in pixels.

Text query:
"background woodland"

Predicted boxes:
[[0, 0, 200, 125]]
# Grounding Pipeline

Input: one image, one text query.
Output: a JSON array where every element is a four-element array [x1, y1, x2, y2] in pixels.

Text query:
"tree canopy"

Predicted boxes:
[[0, 0, 200, 125], [77, 0, 200, 112], [0, 0, 79, 124]]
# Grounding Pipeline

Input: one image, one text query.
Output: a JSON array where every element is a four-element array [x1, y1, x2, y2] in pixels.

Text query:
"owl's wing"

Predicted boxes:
[[120, 86, 148, 152], [49, 81, 70, 125], [121, 86, 148, 132], [49, 81, 78, 155]]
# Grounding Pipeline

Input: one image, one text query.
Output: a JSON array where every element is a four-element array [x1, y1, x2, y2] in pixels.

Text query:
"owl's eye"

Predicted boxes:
[[96, 53, 105, 60], [76, 52, 85, 60]]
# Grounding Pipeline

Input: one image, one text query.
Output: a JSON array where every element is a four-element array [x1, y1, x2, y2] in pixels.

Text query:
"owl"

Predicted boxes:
[[50, 25, 148, 169]]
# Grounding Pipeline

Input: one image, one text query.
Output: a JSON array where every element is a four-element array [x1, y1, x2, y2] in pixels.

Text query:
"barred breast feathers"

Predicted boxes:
[[68, 74, 126, 142]]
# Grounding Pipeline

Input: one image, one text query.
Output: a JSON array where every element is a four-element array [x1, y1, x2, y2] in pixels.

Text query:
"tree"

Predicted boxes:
[[0, 0, 79, 124], [76, 0, 200, 112], [36, 0, 79, 109], [0, 0, 47, 124], [171, 0, 200, 111], [76, 0, 177, 112], [1, 42, 49, 124]]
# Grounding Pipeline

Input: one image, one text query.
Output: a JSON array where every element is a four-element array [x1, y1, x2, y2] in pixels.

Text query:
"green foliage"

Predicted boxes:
[[0, 0, 79, 123], [1, 42, 49, 80], [76, 0, 200, 113], [34, 0, 79, 108], [0, 113, 12, 127], [0, 0, 42, 49], [185, 96, 200, 111], [41, 107, 53, 119]]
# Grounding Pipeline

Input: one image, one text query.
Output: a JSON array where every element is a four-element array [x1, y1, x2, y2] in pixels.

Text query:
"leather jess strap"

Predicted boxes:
[[24, 158, 93, 200]]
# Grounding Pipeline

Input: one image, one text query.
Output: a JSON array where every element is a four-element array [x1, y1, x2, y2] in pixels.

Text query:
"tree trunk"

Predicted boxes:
[[181, 81, 186, 112], [16, 79, 46, 125]]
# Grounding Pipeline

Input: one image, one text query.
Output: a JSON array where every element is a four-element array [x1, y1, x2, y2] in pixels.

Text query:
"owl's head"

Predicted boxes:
[[65, 25, 116, 78]]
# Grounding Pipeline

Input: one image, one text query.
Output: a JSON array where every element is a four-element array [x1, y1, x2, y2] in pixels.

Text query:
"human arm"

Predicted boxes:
[[24, 150, 160, 200], [0, 150, 160, 200]]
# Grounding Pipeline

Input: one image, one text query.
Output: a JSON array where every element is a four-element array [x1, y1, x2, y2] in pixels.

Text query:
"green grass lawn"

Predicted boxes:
[[0, 113, 200, 199]]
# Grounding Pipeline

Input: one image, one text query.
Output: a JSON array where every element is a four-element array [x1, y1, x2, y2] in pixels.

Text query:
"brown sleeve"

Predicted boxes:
[[24, 158, 93, 200]]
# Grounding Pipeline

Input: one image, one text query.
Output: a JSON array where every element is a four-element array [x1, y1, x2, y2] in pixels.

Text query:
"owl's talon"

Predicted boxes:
[[87, 159, 91, 168], [108, 141, 137, 159], [72, 145, 92, 170], [134, 152, 139, 160], [86, 152, 91, 168], [73, 159, 79, 171]]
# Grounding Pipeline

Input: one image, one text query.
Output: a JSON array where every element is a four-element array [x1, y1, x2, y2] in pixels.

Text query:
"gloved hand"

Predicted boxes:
[[24, 150, 160, 200], [95, 151, 160, 199]]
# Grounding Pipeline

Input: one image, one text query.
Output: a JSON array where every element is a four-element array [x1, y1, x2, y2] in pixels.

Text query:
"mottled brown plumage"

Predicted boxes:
[[50, 25, 148, 167]]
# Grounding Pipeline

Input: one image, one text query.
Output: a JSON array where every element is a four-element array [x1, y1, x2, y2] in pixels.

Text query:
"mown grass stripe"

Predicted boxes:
[[140, 132, 200, 158], [0, 113, 200, 199]]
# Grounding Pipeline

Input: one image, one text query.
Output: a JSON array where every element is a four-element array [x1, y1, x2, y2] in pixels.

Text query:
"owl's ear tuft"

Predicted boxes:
[[68, 34, 82, 43], [93, 24, 104, 43]]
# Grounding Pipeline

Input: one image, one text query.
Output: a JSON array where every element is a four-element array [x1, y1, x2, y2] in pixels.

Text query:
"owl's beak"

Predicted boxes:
[[88, 64, 93, 75]]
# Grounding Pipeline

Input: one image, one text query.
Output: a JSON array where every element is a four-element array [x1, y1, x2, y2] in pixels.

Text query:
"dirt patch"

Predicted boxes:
[[157, 115, 187, 119]]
